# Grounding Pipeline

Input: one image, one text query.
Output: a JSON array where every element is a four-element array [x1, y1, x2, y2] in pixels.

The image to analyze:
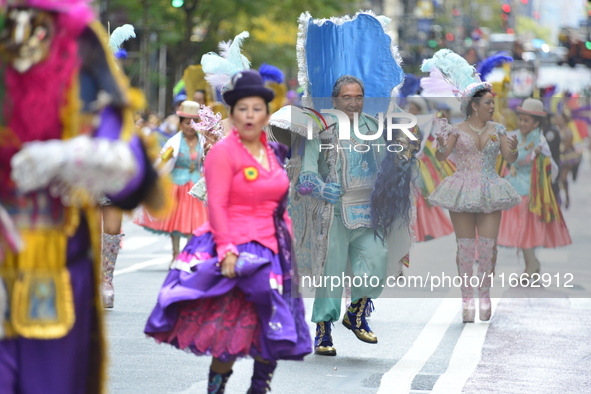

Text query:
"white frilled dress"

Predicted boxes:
[[428, 120, 521, 213]]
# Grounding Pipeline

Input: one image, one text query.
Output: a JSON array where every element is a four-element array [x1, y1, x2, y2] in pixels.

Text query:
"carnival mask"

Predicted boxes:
[[0, 8, 54, 73]]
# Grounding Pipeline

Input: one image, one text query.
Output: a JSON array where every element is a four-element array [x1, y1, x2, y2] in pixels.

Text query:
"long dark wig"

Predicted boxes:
[[370, 122, 421, 242]]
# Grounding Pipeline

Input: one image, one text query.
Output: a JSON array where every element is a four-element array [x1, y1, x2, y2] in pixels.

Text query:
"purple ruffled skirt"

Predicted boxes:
[[144, 232, 312, 362]]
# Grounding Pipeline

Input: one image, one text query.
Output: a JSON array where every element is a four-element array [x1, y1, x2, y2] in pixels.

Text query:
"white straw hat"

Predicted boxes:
[[516, 98, 547, 117]]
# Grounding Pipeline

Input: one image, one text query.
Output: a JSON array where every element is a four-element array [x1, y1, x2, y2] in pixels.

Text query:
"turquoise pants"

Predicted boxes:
[[311, 213, 388, 323]]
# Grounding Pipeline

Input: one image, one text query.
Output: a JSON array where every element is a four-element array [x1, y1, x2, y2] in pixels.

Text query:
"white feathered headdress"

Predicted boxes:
[[420, 49, 491, 115], [108, 24, 136, 56], [201, 31, 251, 92]]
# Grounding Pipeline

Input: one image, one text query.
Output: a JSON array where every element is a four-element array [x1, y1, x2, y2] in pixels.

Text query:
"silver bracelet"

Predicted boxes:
[[437, 145, 447, 154]]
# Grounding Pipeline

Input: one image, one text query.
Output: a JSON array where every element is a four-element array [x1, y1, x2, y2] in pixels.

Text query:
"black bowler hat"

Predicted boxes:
[[222, 70, 275, 107]]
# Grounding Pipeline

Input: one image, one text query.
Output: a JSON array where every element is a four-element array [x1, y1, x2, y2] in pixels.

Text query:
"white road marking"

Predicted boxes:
[[430, 298, 500, 393], [377, 296, 460, 394], [114, 256, 170, 276]]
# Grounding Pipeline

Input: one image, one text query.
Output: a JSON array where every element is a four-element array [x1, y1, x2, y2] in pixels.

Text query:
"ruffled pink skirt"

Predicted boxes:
[[151, 287, 261, 362], [498, 196, 572, 249], [134, 182, 208, 236]]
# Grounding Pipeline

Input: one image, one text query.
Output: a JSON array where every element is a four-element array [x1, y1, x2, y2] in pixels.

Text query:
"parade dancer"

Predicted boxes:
[[134, 101, 209, 263], [0, 1, 168, 391], [144, 70, 311, 394], [290, 11, 412, 356], [498, 98, 571, 281], [99, 24, 137, 309], [421, 49, 522, 322]]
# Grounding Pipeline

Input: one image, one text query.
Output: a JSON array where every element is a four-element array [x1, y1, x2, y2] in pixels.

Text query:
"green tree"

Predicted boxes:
[[106, 0, 356, 108]]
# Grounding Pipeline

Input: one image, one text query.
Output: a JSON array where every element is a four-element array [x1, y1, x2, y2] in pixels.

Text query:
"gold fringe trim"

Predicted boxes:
[[60, 69, 82, 140]]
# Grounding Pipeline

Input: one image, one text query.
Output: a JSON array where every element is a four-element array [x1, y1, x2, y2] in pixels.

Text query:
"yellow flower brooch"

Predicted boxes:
[[244, 166, 258, 181], [490, 134, 499, 142]]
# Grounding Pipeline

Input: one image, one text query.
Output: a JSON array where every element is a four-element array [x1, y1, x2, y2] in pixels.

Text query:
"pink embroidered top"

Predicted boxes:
[[194, 129, 291, 260]]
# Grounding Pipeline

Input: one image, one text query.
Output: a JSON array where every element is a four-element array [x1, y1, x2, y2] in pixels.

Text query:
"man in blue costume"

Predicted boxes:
[[297, 74, 389, 355], [279, 11, 418, 357]]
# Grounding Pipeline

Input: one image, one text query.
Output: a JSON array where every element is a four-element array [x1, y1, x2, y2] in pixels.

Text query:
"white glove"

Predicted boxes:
[[11, 136, 138, 204]]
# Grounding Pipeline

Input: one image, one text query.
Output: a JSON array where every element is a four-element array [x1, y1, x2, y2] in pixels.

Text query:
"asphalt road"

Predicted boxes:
[[105, 154, 591, 394]]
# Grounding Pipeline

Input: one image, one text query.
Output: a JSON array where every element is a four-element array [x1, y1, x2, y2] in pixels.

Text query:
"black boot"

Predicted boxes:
[[314, 321, 336, 356], [342, 297, 377, 344], [207, 369, 232, 394], [246, 359, 277, 394]]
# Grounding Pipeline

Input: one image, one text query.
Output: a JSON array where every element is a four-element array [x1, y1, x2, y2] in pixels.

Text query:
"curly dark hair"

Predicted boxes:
[[466, 89, 491, 118]]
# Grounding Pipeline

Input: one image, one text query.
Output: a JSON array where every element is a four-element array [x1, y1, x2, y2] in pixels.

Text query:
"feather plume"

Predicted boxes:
[[109, 24, 136, 53], [259, 63, 284, 84], [420, 67, 460, 97], [421, 49, 479, 92], [477, 52, 513, 81], [201, 31, 251, 89], [201, 54, 241, 77], [225, 31, 251, 70], [218, 40, 232, 59], [204, 74, 234, 89]]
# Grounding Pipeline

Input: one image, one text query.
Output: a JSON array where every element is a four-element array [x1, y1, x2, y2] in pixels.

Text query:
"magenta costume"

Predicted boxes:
[[145, 130, 312, 362], [0, 2, 161, 393]]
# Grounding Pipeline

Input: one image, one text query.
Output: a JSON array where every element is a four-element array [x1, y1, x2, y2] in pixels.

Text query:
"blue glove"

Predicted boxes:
[[297, 172, 341, 204]]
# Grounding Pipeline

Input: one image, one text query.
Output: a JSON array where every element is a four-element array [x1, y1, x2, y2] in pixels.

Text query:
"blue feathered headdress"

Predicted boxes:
[[259, 63, 284, 84], [400, 74, 421, 98], [477, 51, 513, 82]]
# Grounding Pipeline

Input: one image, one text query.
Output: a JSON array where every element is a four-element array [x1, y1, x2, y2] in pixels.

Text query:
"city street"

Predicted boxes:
[[105, 156, 591, 394], [4, 0, 591, 393]]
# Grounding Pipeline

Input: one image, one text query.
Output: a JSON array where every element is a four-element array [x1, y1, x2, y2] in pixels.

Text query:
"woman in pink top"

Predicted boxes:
[[145, 70, 311, 394]]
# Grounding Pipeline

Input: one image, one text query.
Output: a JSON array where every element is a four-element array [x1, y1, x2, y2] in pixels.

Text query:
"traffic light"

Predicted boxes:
[[172, 0, 183, 7], [501, 4, 511, 29]]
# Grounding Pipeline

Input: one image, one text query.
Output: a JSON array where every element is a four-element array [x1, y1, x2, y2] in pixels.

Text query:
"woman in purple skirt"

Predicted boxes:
[[144, 70, 312, 394]]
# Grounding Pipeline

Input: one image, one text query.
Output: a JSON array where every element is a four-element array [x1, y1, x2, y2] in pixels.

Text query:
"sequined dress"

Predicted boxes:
[[428, 122, 521, 213]]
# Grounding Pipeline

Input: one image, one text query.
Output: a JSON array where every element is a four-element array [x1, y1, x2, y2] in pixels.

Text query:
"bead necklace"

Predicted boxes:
[[252, 148, 264, 163], [237, 134, 275, 171], [468, 121, 488, 134]]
